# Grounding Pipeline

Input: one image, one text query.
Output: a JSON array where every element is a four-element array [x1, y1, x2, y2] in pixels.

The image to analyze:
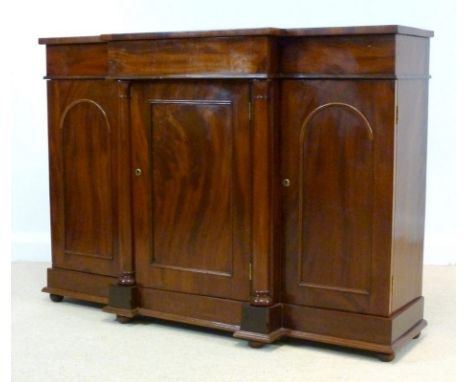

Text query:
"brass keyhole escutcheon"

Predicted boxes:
[[135, 168, 142, 176], [282, 178, 291, 187]]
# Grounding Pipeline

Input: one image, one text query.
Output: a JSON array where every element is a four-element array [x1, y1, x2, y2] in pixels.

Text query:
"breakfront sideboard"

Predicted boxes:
[[39, 25, 432, 361]]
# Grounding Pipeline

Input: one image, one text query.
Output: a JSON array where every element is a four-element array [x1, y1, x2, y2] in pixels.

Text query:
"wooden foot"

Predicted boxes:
[[49, 294, 64, 302], [413, 333, 421, 339], [116, 315, 132, 324], [377, 352, 395, 362], [248, 341, 265, 349]]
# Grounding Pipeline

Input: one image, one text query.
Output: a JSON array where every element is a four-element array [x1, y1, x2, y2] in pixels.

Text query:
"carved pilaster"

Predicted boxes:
[[250, 79, 279, 307], [115, 80, 135, 284], [102, 80, 138, 319]]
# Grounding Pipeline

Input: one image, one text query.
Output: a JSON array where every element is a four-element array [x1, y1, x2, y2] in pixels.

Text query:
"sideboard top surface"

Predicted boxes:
[[39, 25, 433, 45]]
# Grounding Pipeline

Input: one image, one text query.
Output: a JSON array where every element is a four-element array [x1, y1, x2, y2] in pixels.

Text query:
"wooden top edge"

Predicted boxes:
[[38, 25, 433, 45], [38, 35, 103, 45], [101, 27, 283, 41], [285, 25, 434, 38]]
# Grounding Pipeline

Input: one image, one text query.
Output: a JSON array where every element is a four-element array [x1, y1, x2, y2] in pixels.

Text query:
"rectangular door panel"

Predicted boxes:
[[281, 80, 395, 315], [151, 100, 233, 276], [132, 81, 251, 301]]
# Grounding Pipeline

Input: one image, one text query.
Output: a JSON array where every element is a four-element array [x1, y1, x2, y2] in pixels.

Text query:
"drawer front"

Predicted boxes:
[[108, 37, 272, 77], [280, 35, 395, 76], [46, 44, 108, 77]]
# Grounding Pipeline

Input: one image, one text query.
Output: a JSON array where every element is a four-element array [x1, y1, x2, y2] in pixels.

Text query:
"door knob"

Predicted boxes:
[[135, 168, 142, 176], [282, 178, 291, 187]]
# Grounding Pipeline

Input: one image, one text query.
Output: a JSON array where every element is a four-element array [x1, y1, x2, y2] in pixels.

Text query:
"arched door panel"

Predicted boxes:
[[281, 80, 395, 315]]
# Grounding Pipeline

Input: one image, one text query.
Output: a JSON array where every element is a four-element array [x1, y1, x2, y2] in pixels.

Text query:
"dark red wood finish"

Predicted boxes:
[[130, 81, 251, 301], [390, 79, 429, 313], [281, 79, 395, 316], [108, 37, 274, 78], [47, 80, 124, 276], [46, 44, 107, 78], [40, 25, 432, 361]]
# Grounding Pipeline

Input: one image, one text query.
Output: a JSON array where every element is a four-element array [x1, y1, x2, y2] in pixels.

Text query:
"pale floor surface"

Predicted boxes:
[[12, 263, 455, 382]]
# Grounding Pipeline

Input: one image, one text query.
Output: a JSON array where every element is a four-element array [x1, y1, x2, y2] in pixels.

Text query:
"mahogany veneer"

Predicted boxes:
[[40, 25, 432, 361]]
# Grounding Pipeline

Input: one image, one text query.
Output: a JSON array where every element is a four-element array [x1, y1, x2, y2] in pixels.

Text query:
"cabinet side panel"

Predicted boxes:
[[391, 79, 429, 312], [395, 35, 430, 78]]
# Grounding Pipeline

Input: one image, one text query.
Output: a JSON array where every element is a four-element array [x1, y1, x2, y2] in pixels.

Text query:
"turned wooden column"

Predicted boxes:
[[115, 80, 135, 287], [104, 80, 138, 319], [250, 79, 278, 307], [234, 79, 284, 345]]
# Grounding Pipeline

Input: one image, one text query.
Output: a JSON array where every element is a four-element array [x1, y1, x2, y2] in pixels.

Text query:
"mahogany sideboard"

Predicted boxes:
[[39, 25, 433, 361]]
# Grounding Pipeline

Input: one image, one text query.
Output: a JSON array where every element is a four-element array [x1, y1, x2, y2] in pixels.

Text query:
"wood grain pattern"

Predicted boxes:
[[41, 26, 432, 360], [280, 35, 395, 76], [250, 80, 279, 306], [139, 287, 243, 328], [61, 99, 113, 259], [108, 37, 271, 77], [46, 44, 107, 77], [150, 99, 234, 275], [44, 267, 115, 302], [38, 25, 432, 45], [298, 102, 374, 295], [48, 80, 124, 276], [131, 81, 251, 301], [283, 297, 424, 346], [115, 81, 135, 285], [281, 80, 395, 315], [390, 80, 428, 312], [41, 27, 433, 80]]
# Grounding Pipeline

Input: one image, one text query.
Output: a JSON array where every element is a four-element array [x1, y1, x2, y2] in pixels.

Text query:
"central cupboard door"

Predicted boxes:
[[131, 81, 251, 301], [281, 80, 395, 316]]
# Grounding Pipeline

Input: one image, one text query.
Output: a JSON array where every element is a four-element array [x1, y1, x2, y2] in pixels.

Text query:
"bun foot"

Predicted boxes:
[[377, 352, 395, 362], [413, 333, 421, 339], [116, 315, 132, 324], [49, 294, 64, 302], [248, 341, 265, 349]]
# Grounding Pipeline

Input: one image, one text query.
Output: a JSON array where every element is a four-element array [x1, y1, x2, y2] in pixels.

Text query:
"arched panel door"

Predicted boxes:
[[48, 80, 122, 277], [281, 80, 395, 315]]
